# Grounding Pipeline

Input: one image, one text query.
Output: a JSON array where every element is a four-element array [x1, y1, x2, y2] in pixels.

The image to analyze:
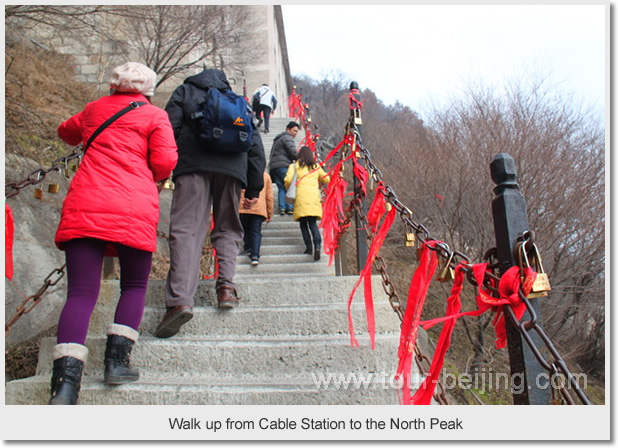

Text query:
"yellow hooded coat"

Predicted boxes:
[[284, 161, 330, 221]]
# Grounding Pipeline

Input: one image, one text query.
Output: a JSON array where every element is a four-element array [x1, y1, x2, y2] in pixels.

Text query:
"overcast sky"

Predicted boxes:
[[281, 4, 606, 116]]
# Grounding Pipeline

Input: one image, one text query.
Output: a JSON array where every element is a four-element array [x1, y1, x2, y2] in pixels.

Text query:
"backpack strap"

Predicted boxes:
[[83, 101, 147, 153]]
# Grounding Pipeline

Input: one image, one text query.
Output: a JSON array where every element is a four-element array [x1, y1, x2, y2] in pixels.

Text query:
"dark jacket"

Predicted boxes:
[[165, 69, 265, 198], [269, 131, 297, 171]]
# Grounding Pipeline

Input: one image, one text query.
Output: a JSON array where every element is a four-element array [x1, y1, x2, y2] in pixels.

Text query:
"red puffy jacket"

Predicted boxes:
[[55, 92, 178, 254]]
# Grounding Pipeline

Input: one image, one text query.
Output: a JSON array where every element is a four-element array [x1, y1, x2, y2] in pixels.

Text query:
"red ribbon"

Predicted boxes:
[[5, 204, 14, 280], [288, 89, 302, 119], [346, 206, 396, 349], [408, 263, 536, 405], [395, 241, 440, 404], [321, 164, 349, 265], [320, 134, 358, 265], [410, 262, 466, 404], [349, 89, 363, 110], [366, 183, 386, 234], [352, 155, 368, 198]]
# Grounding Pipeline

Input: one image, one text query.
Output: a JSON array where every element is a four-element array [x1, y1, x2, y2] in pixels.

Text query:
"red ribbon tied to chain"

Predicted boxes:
[[346, 196, 396, 349], [410, 262, 467, 405], [352, 155, 369, 198], [5, 204, 14, 280], [349, 89, 363, 110], [405, 263, 537, 405], [395, 240, 440, 404]]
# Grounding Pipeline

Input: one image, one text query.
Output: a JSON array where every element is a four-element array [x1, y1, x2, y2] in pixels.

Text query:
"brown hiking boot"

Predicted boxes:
[[154, 305, 193, 338], [217, 286, 239, 309]]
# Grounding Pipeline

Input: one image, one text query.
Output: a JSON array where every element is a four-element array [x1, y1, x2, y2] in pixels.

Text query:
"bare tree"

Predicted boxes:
[[6, 6, 261, 90], [111, 6, 259, 87], [404, 78, 605, 378]]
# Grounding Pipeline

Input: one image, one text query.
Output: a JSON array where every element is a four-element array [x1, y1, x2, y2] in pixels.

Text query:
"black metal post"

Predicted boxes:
[[349, 82, 368, 273], [490, 153, 551, 405]]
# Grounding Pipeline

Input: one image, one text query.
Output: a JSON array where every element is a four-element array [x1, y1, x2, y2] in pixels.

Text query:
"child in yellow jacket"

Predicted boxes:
[[284, 146, 330, 261]]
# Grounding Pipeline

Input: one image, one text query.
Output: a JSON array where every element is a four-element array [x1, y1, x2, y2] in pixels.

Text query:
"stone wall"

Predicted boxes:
[[11, 5, 292, 113]]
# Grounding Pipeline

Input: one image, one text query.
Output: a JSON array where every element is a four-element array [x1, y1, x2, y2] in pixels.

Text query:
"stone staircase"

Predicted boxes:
[[5, 117, 422, 405]]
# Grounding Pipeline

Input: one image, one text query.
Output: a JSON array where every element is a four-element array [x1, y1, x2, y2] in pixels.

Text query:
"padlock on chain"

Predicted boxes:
[[404, 232, 415, 248], [33, 183, 44, 199], [63, 160, 72, 178], [518, 240, 551, 298], [47, 169, 61, 194], [353, 108, 362, 125], [163, 179, 174, 190], [72, 155, 82, 173], [436, 251, 455, 282]]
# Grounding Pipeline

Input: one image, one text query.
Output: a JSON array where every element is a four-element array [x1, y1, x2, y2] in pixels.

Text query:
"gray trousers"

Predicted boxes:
[[165, 172, 243, 307]]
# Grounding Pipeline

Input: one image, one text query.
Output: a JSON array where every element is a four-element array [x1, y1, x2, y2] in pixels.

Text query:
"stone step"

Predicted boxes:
[[236, 253, 324, 264], [102, 276, 379, 309], [244, 244, 308, 256], [88, 300, 401, 338], [235, 271, 336, 280], [260, 236, 307, 245], [36, 333, 400, 377], [260, 220, 301, 230], [236, 261, 332, 275], [6, 373, 403, 405], [260, 228, 302, 238]]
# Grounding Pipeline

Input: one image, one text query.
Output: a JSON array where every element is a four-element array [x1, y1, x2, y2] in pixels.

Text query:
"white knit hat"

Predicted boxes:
[[109, 62, 156, 97]]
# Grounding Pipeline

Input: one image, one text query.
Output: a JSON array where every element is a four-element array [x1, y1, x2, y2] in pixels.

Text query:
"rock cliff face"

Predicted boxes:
[[5, 153, 173, 348], [5, 154, 66, 347]]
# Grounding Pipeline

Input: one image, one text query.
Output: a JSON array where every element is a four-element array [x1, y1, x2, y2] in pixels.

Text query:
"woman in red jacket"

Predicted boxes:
[[49, 62, 178, 405]]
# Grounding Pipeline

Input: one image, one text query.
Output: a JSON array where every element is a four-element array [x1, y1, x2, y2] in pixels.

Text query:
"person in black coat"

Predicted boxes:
[[269, 121, 299, 215], [155, 69, 265, 338]]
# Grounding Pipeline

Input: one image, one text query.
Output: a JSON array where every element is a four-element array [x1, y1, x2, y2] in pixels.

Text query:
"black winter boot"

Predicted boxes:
[[104, 324, 140, 385], [49, 343, 88, 405], [314, 244, 321, 261]]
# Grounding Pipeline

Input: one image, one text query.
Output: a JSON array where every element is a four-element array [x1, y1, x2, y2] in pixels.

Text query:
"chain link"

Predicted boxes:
[[5, 264, 66, 337]]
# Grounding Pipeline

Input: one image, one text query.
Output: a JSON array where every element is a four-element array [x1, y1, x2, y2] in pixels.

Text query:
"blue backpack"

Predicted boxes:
[[190, 87, 253, 153]]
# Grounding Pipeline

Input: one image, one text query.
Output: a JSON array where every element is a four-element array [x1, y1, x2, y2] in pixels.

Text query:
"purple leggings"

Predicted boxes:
[[56, 238, 152, 345]]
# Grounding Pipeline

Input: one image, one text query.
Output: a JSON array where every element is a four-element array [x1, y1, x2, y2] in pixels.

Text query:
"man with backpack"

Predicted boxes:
[[155, 68, 265, 339], [252, 83, 277, 134], [269, 121, 300, 216]]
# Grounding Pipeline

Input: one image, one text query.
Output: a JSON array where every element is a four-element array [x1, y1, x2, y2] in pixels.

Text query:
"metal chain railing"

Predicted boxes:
[[5, 264, 66, 336], [5, 145, 83, 199], [332, 117, 590, 405], [5, 146, 83, 336]]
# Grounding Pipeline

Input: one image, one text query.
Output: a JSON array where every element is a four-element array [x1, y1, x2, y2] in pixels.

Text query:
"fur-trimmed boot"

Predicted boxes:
[[104, 324, 140, 385], [49, 343, 88, 405]]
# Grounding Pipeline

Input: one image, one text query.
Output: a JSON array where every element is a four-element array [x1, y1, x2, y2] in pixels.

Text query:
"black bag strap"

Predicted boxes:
[[83, 101, 147, 153]]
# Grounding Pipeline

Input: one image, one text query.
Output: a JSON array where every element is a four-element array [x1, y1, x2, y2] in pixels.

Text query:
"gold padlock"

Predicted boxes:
[[48, 183, 60, 193], [518, 241, 551, 298], [353, 109, 363, 125], [404, 232, 415, 248], [436, 251, 455, 282], [34, 184, 44, 199], [163, 179, 174, 190], [529, 243, 551, 297]]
